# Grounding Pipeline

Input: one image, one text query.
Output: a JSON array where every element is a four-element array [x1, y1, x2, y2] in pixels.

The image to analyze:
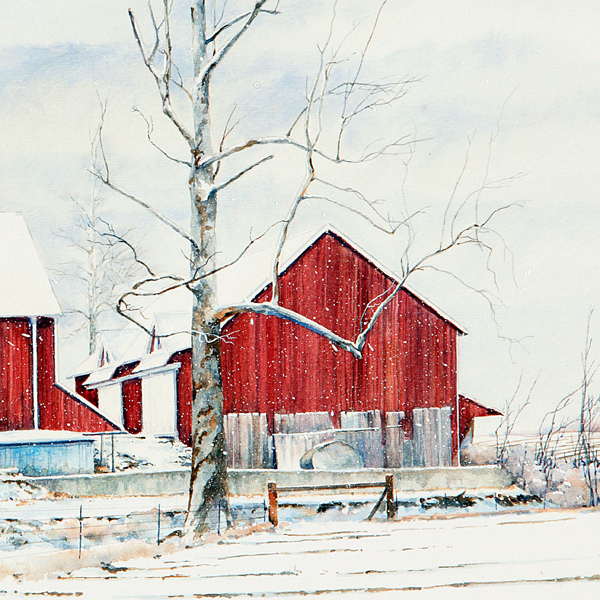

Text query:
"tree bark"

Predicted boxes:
[[185, 0, 229, 536]]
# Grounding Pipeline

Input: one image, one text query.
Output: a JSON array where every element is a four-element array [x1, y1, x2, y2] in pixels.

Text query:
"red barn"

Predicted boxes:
[[221, 230, 461, 429], [76, 228, 499, 468], [0, 213, 119, 435]]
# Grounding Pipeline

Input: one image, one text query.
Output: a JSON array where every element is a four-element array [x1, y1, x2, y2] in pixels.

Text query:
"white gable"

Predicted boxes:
[[0, 213, 60, 317]]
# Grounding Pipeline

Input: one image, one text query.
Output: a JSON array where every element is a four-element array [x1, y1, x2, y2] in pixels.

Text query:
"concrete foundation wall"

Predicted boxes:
[[26, 465, 512, 498], [230, 466, 513, 496]]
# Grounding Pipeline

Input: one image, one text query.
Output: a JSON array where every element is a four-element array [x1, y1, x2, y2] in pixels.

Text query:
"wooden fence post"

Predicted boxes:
[[111, 433, 115, 473], [78, 504, 83, 559], [385, 475, 395, 520], [268, 481, 278, 526], [157, 504, 161, 545]]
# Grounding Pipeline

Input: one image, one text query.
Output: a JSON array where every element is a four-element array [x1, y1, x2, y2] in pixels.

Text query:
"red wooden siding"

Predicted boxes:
[[122, 378, 143, 434], [36, 317, 117, 432], [115, 362, 143, 434], [0, 318, 34, 431], [75, 375, 98, 406], [169, 350, 192, 446], [221, 232, 459, 445], [458, 394, 502, 442]]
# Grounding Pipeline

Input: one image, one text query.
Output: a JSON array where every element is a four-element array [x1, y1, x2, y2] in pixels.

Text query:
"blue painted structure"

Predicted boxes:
[[0, 431, 93, 476]]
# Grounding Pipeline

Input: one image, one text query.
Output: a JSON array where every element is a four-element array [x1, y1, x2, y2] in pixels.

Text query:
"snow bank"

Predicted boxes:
[[0, 470, 51, 502]]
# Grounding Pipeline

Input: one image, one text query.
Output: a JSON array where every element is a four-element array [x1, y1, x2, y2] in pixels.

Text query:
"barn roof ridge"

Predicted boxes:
[[458, 393, 502, 416], [250, 223, 468, 334], [75, 224, 466, 382]]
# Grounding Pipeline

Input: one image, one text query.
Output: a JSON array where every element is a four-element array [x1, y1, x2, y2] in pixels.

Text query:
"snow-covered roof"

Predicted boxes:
[[240, 224, 468, 334], [84, 364, 120, 387], [79, 312, 191, 385], [0, 213, 61, 317], [71, 326, 150, 378], [122, 312, 190, 372], [77, 225, 467, 383], [0, 430, 91, 445]]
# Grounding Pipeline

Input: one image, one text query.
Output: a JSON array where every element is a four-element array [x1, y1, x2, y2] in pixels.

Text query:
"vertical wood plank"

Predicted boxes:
[[385, 411, 404, 468], [238, 413, 251, 469], [440, 406, 453, 466], [412, 408, 424, 467]]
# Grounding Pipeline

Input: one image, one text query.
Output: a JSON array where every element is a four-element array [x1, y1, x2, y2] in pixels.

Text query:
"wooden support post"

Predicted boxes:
[[386, 475, 395, 520], [111, 433, 115, 473], [268, 481, 278, 526], [78, 504, 83, 559], [157, 504, 161, 546]]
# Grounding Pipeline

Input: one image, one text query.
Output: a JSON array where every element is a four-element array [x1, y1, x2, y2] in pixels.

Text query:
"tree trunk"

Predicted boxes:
[[185, 0, 229, 536]]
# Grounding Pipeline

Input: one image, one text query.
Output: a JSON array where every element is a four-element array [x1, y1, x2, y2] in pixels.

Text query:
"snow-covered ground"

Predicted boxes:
[[3, 506, 600, 598], [0, 485, 542, 558], [93, 434, 191, 473]]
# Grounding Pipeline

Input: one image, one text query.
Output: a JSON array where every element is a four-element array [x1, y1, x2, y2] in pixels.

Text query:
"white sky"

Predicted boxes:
[[2, 1, 600, 429]]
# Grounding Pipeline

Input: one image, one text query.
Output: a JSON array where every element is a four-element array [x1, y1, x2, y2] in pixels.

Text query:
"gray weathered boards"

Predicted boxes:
[[224, 413, 271, 469], [385, 411, 405, 468], [273, 412, 333, 434], [339, 410, 384, 468], [224, 408, 452, 470], [411, 407, 452, 467]]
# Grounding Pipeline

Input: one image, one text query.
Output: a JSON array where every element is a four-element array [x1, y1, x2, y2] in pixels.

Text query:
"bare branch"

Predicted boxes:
[[96, 217, 156, 278], [197, 0, 270, 85], [495, 374, 537, 466], [94, 169, 199, 253], [213, 154, 274, 193], [214, 104, 241, 177], [336, 0, 387, 158], [267, 9, 339, 303], [206, 8, 280, 44], [129, 4, 195, 146], [133, 107, 192, 166], [302, 195, 416, 235], [200, 133, 428, 171]]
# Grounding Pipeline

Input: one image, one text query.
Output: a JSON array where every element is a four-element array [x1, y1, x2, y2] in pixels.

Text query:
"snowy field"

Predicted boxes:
[[3, 507, 600, 598]]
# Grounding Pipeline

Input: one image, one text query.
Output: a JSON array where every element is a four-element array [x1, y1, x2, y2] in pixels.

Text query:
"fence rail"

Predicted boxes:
[[266, 475, 396, 526]]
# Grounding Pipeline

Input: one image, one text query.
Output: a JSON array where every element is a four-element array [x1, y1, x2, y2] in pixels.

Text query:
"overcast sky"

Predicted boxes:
[[2, 1, 600, 430]]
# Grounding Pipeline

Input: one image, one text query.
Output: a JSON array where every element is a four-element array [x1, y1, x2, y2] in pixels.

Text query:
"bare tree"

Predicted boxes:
[[535, 389, 578, 503], [494, 374, 536, 468], [93, 0, 521, 536], [57, 111, 148, 354], [574, 310, 600, 506]]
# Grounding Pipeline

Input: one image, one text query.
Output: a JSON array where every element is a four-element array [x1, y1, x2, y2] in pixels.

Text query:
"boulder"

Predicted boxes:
[[300, 441, 363, 470]]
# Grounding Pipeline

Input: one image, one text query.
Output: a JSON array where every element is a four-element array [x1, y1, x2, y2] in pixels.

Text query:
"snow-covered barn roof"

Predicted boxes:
[[0, 213, 60, 317], [75, 225, 468, 382], [265, 225, 468, 335], [74, 312, 191, 384]]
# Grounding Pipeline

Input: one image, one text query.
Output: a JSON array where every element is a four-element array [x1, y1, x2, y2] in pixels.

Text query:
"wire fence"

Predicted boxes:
[[0, 483, 547, 562], [476, 432, 600, 464], [0, 499, 271, 561]]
